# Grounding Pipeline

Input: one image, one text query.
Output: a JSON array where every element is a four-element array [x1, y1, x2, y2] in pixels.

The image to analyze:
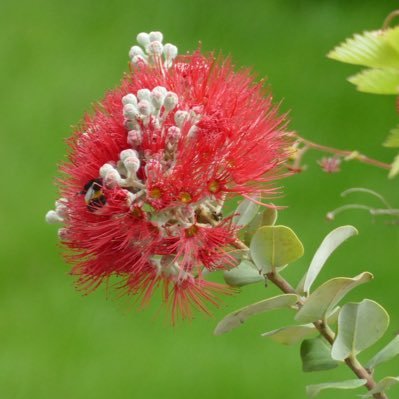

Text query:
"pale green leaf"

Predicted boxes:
[[360, 376, 399, 398], [327, 30, 399, 68], [366, 335, 399, 369], [389, 153, 399, 178], [306, 379, 366, 399], [298, 226, 358, 295], [327, 306, 340, 325], [301, 336, 339, 372], [348, 68, 399, 94], [386, 26, 399, 53], [250, 225, 304, 273], [331, 299, 390, 361], [261, 324, 316, 345], [295, 272, 373, 323], [243, 206, 278, 245], [214, 294, 298, 335], [384, 125, 399, 147], [223, 259, 264, 287], [232, 196, 260, 227]]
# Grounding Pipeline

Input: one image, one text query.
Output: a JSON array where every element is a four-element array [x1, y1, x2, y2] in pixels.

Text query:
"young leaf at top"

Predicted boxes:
[[389, 152, 399, 178], [348, 67, 399, 94], [331, 299, 390, 361], [214, 294, 298, 336], [360, 376, 399, 398], [232, 195, 261, 227], [366, 334, 399, 370], [327, 30, 399, 68], [300, 336, 339, 372], [306, 379, 366, 399], [297, 225, 358, 295], [384, 125, 399, 147], [250, 225, 304, 273], [295, 272, 373, 323], [223, 259, 264, 287], [261, 324, 316, 345]]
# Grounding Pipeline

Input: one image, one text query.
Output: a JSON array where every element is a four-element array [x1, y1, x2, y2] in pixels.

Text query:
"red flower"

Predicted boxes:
[[46, 31, 290, 321]]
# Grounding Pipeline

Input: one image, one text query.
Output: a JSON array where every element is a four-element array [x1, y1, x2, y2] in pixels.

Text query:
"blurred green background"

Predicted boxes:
[[1, 0, 399, 398]]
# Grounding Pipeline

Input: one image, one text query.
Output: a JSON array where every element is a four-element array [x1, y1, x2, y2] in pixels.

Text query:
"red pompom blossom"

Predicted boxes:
[[46, 31, 290, 321]]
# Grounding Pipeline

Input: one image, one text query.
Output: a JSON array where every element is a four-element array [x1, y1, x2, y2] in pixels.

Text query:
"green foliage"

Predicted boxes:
[[384, 125, 399, 147], [250, 225, 304, 273], [232, 196, 261, 227], [223, 259, 264, 287], [388, 153, 399, 178], [306, 379, 367, 399], [297, 226, 358, 295], [366, 335, 399, 369], [295, 273, 373, 323], [331, 299, 389, 361], [262, 324, 316, 346], [348, 68, 399, 94], [300, 336, 338, 372], [360, 377, 399, 398], [214, 294, 298, 336], [243, 206, 278, 246]]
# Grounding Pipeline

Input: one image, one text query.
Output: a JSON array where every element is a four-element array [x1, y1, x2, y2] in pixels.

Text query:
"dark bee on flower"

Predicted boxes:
[[81, 178, 106, 212]]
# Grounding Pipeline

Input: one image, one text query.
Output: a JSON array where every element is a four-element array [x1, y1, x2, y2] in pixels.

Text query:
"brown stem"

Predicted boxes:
[[296, 135, 391, 170], [265, 271, 387, 399]]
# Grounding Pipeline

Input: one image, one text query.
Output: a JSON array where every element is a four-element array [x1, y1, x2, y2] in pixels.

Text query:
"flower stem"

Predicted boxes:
[[295, 135, 391, 170]]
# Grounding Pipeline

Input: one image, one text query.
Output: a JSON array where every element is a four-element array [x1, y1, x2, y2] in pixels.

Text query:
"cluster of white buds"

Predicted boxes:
[[129, 31, 178, 68], [45, 198, 68, 224]]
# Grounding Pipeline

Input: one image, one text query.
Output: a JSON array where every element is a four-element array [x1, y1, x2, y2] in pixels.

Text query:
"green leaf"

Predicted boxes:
[[386, 26, 399, 54], [389, 153, 399, 178], [306, 379, 366, 399], [262, 324, 316, 345], [250, 225, 304, 273], [295, 272, 373, 323], [232, 196, 260, 227], [327, 30, 399, 68], [223, 259, 264, 287], [366, 335, 399, 369], [214, 294, 298, 335], [360, 376, 399, 398], [301, 336, 339, 372], [297, 226, 358, 295], [348, 68, 399, 94], [243, 206, 278, 245], [384, 125, 399, 147], [331, 299, 390, 361]]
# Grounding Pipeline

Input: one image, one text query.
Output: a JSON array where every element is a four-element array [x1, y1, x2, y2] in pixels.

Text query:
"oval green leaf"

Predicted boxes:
[[214, 294, 299, 336], [366, 335, 399, 369], [262, 324, 316, 345], [301, 336, 339, 372], [331, 299, 390, 361], [232, 196, 260, 227], [296, 272, 373, 323], [244, 206, 278, 246], [250, 225, 304, 273], [223, 259, 264, 287], [306, 379, 366, 399], [298, 226, 358, 294]]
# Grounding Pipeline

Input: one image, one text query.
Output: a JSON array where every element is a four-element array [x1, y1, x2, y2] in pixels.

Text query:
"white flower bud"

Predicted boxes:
[[122, 93, 138, 106], [163, 43, 178, 60], [137, 32, 150, 47], [137, 89, 151, 102], [127, 130, 142, 146], [123, 103, 139, 119], [45, 210, 63, 224], [174, 110, 189, 127], [131, 55, 147, 67], [99, 163, 115, 178], [129, 45, 144, 59], [151, 86, 167, 108], [120, 149, 138, 161], [146, 41, 163, 56], [124, 156, 141, 173], [149, 31, 163, 43], [137, 100, 152, 116], [167, 126, 181, 144], [164, 92, 178, 111], [104, 169, 121, 188]]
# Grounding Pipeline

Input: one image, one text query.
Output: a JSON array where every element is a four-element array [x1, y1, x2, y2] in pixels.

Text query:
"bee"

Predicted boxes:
[[81, 178, 106, 212]]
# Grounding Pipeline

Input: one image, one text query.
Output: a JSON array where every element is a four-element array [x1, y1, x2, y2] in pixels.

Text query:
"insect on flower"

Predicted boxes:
[[45, 31, 291, 321]]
